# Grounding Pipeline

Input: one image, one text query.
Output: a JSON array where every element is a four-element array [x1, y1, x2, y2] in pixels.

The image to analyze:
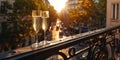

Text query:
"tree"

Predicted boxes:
[[67, 0, 96, 33], [68, 0, 106, 31], [94, 0, 107, 28], [13, 0, 35, 15], [0, 1, 12, 14], [48, 6, 58, 25], [81, 0, 106, 29]]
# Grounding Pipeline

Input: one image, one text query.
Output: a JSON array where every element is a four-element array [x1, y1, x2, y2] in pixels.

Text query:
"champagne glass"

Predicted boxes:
[[32, 10, 42, 48], [42, 11, 49, 46]]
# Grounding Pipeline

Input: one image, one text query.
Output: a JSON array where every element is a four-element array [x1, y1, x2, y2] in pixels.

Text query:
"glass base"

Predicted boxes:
[[31, 40, 49, 48], [31, 42, 39, 48]]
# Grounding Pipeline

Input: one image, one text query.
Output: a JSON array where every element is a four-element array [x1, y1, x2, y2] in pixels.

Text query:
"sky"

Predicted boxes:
[[48, 0, 68, 13]]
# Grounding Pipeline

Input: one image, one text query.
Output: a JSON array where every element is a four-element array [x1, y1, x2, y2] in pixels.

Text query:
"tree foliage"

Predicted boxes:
[[94, 0, 106, 28], [48, 6, 58, 24], [13, 0, 35, 15], [0, 0, 12, 13], [68, 0, 95, 27], [68, 0, 106, 29]]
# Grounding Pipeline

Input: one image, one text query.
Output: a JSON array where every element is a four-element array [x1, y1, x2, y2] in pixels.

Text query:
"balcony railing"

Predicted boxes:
[[0, 25, 120, 60]]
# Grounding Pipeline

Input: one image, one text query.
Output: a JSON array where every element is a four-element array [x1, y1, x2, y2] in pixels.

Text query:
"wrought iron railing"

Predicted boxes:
[[0, 25, 120, 60]]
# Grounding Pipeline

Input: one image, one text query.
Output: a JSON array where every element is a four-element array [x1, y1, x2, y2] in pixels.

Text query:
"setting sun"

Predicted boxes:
[[48, 0, 67, 13]]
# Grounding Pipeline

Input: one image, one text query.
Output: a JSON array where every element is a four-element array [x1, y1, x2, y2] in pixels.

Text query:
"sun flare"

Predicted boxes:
[[48, 0, 67, 13]]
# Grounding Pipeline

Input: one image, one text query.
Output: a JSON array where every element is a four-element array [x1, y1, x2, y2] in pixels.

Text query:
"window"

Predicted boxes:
[[112, 3, 119, 20]]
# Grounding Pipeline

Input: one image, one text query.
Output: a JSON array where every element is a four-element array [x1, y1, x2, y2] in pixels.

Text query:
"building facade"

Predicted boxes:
[[66, 0, 80, 10], [107, 0, 120, 27]]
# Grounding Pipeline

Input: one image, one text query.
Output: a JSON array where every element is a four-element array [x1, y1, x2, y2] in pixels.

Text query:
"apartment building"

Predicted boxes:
[[66, 0, 80, 10], [106, 0, 120, 27]]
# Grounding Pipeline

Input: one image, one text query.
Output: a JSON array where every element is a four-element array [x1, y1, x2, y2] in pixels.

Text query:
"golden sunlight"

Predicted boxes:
[[48, 0, 67, 13]]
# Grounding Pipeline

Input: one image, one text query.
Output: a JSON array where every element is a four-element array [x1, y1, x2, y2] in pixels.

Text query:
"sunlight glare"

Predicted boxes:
[[48, 0, 67, 13]]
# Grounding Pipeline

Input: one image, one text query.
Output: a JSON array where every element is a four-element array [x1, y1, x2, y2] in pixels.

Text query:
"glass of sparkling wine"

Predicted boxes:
[[42, 11, 49, 46], [32, 10, 42, 48]]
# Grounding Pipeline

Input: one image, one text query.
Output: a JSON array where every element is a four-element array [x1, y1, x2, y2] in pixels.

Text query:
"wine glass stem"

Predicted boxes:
[[44, 30, 46, 45], [35, 33, 38, 43]]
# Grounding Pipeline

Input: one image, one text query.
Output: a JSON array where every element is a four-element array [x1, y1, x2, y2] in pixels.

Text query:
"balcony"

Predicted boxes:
[[0, 24, 120, 60]]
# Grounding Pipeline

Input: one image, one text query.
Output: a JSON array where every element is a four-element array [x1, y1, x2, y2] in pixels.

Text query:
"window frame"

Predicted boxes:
[[111, 3, 119, 20]]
